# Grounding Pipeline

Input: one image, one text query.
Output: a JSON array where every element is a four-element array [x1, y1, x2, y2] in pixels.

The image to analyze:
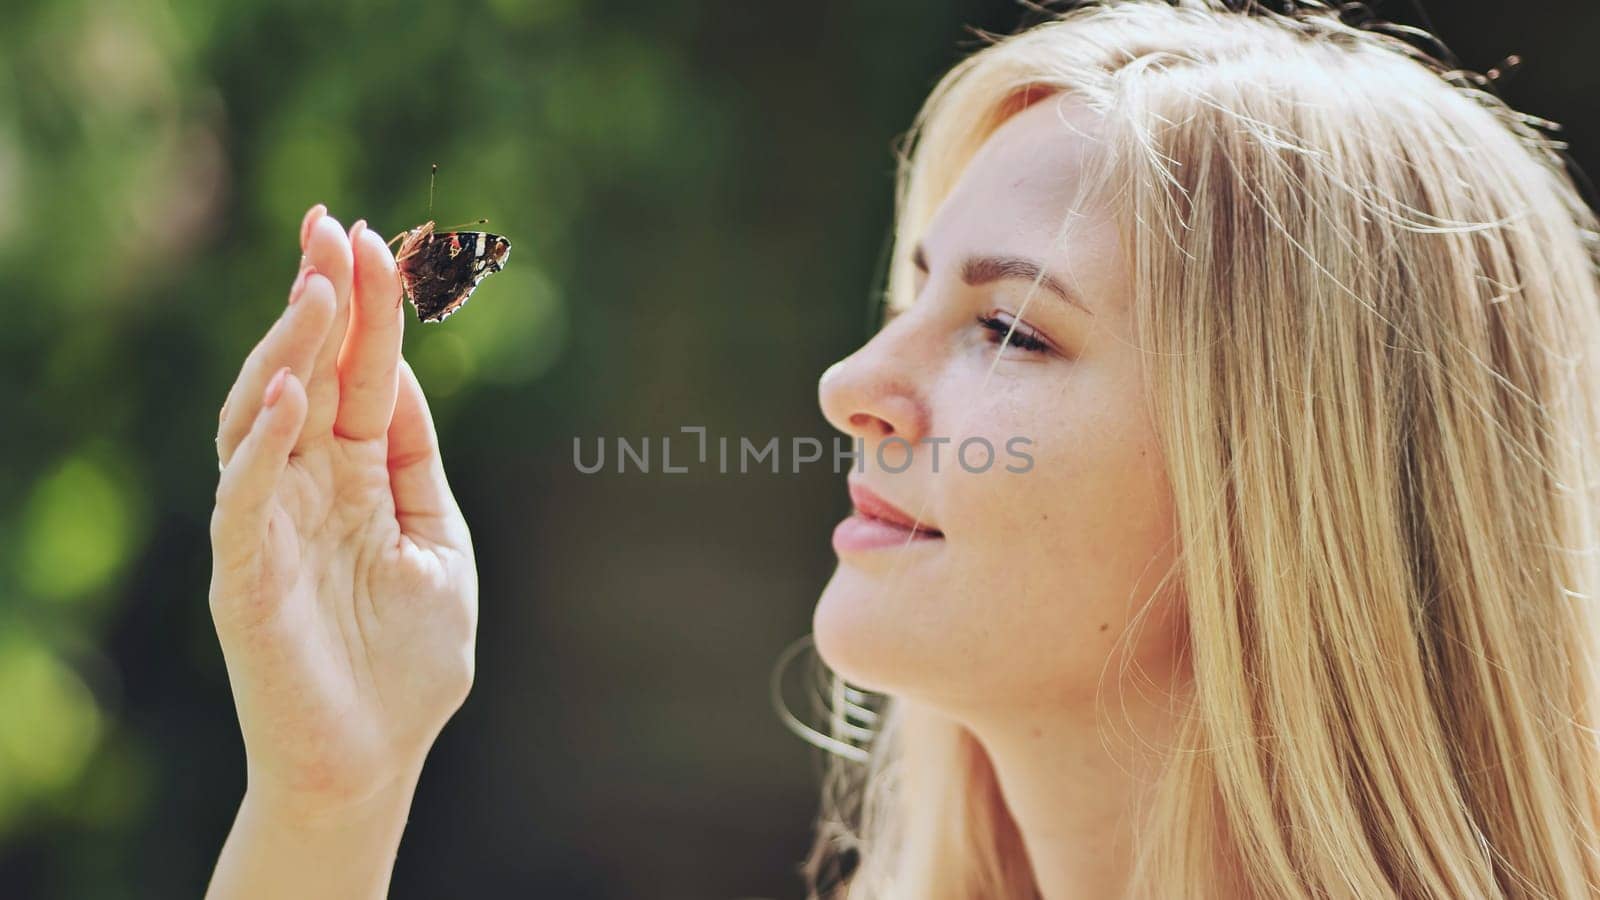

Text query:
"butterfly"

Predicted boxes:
[[388, 220, 511, 323]]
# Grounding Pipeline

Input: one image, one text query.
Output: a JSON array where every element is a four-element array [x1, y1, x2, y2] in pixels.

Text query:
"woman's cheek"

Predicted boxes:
[[939, 389, 1149, 587]]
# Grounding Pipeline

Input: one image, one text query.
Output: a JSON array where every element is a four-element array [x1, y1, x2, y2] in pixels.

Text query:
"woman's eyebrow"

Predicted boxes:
[[913, 241, 1094, 317]]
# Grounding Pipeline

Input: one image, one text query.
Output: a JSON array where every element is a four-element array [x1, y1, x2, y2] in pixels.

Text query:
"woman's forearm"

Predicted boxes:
[[204, 771, 421, 900]]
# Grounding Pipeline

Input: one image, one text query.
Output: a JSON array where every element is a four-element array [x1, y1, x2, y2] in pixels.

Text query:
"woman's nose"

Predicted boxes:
[[818, 349, 929, 446]]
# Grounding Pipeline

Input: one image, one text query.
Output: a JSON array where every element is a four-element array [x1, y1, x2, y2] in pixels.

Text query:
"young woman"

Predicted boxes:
[[203, 1, 1600, 897]]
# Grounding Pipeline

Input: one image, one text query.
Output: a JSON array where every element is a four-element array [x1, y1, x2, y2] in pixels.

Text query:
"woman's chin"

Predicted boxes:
[[811, 565, 922, 694]]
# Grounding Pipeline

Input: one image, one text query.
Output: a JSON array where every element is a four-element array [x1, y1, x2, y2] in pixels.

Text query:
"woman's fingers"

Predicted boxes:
[[212, 368, 309, 579], [297, 214, 357, 451], [388, 358, 462, 546], [217, 268, 338, 466], [333, 221, 405, 441]]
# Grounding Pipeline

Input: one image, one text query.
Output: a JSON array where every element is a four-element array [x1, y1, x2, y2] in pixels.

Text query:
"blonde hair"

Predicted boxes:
[[796, 1, 1600, 896]]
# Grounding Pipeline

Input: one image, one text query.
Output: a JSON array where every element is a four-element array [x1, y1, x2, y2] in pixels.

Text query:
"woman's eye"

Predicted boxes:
[[976, 314, 1052, 354]]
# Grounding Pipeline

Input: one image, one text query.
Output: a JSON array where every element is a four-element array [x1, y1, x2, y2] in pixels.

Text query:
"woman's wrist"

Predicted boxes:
[[206, 768, 424, 900], [240, 764, 424, 831]]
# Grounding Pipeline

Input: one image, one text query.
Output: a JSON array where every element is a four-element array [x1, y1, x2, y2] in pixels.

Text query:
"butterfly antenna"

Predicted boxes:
[[428, 163, 437, 217], [438, 217, 489, 232]]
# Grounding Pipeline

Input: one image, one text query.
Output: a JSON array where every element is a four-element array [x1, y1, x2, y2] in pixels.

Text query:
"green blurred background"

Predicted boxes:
[[0, 1, 1594, 897]]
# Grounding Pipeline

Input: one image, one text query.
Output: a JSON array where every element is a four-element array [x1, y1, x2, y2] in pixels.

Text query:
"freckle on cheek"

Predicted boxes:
[[1099, 623, 1109, 632]]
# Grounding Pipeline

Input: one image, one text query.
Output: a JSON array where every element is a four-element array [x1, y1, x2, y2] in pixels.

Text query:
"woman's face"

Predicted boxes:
[[814, 95, 1186, 715]]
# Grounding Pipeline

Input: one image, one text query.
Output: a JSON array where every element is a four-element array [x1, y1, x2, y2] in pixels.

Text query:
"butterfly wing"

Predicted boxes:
[[397, 231, 512, 323]]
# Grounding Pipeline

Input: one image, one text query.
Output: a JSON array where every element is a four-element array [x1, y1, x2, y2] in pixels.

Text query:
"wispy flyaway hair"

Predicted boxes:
[[798, 1, 1600, 896]]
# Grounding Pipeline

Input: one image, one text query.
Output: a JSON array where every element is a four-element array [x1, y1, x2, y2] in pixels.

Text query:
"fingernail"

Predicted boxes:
[[289, 265, 317, 304], [263, 367, 289, 407], [300, 204, 326, 251], [349, 219, 367, 243]]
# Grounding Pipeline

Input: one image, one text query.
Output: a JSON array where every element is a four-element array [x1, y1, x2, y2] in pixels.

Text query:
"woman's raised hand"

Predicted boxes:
[[208, 204, 477, 831]]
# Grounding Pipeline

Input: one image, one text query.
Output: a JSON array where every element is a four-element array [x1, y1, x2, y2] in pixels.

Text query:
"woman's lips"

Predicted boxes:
[[833, 480, 943, 553], [832, 514, 944, 552]]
